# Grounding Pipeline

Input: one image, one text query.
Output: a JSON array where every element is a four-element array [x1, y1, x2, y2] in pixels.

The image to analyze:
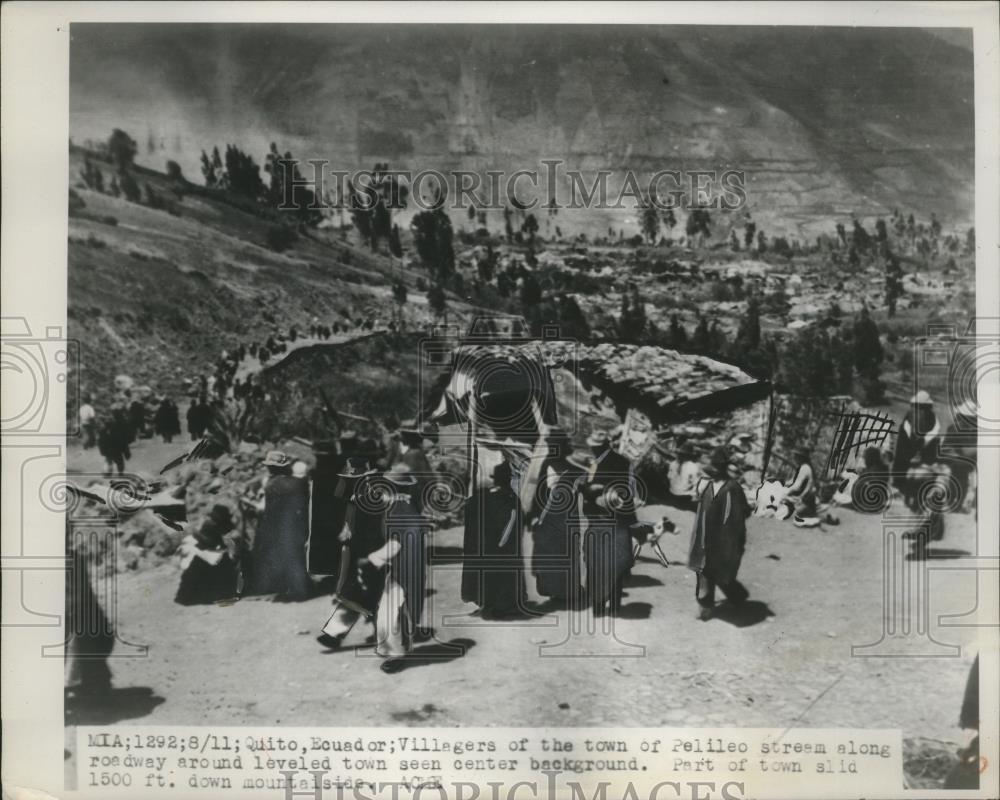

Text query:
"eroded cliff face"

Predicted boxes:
[[71, 25, 973, 234]]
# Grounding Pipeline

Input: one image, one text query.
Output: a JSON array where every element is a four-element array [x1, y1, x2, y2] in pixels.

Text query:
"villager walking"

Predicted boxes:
[[461, 460, 524, 617], [97, 406, 131, 477], [688, 446, 752, 620], [154, 396, 181, 444], [244, 450, 311, 600], [579, 430, 638, 616]]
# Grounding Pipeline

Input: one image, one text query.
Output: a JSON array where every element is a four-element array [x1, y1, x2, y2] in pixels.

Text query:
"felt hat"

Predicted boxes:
[[910, 390, 933, 405], [262, 450, 291, 468]]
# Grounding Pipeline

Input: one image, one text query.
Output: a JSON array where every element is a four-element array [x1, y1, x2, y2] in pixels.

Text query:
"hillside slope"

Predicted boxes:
[[67, 148, 440, 401], [70, 25, 975, 235]]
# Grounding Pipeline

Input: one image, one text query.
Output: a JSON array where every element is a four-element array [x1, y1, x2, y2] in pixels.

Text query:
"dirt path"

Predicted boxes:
[[66, 498, 980, 740]]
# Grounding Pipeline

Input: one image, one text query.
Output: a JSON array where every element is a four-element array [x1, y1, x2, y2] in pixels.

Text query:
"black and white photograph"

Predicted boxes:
[[2, 4, 998, 799]]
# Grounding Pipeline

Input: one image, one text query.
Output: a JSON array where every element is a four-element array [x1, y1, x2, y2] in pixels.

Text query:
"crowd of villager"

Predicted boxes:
[[64, 333, 981, 783], [67, 363, 978, 692]]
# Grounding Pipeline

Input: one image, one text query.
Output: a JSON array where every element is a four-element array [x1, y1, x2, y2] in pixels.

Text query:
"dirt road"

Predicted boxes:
[[67, 444, 981, 735]]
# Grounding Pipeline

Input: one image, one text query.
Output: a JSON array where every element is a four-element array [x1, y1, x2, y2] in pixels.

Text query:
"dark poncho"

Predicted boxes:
[[335, 484, 388, 616], [688, 479, 750, 586], [531, 460, 585, 600]]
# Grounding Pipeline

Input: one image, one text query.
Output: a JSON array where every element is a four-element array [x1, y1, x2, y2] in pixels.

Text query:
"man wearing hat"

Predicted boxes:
[[367, 462, 429, 671], [580, 429, 639, 616], [318, 462, 430, 671], [892, 390, 942, 510], [246, 450, 311, 600], [317, 458, 385, 650], [688, 445, 752, 620]]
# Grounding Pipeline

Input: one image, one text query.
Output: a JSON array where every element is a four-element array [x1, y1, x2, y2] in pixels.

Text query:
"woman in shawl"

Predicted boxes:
[[174, 504, 239, 605], [529, 428, 585, 604], [246, 450, 311, 600], [688, 446, 752, 620]]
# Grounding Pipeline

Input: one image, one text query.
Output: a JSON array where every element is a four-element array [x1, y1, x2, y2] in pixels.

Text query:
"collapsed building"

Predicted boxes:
[[423, 335, 776, 500]]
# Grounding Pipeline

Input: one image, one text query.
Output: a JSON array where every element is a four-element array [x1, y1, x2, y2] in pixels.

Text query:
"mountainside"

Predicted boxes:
[[70, 25, 975, 236], [67, 148, 442, 402]]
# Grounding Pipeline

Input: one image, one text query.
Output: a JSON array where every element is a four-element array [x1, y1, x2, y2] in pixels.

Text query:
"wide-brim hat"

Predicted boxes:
[[586, 429, 611, 447], [338, 429, 358, 441], [910, 390, 933, 405], [383, 462, 418, 486], [337, 457, 375, 479], [262, 450, 291, 468]]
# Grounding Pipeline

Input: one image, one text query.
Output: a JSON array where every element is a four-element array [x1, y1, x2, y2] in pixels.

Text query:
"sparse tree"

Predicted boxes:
[[521, 213, 539, 246], [641, 195, 661, 244], [200, 150, 217, 188], [411, 208, 455, 286], [685, 208, 711, 246], [108, 129, 137, 173]]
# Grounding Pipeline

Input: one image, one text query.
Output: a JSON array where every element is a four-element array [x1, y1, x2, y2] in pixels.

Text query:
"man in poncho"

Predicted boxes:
[[892, 390, 942, 510], [369, 462, 429, 671], [317, 458, 384, 649], [317, 462, 428, 673], [579, 430, 638, 616], [688, 446, 752, 620]]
